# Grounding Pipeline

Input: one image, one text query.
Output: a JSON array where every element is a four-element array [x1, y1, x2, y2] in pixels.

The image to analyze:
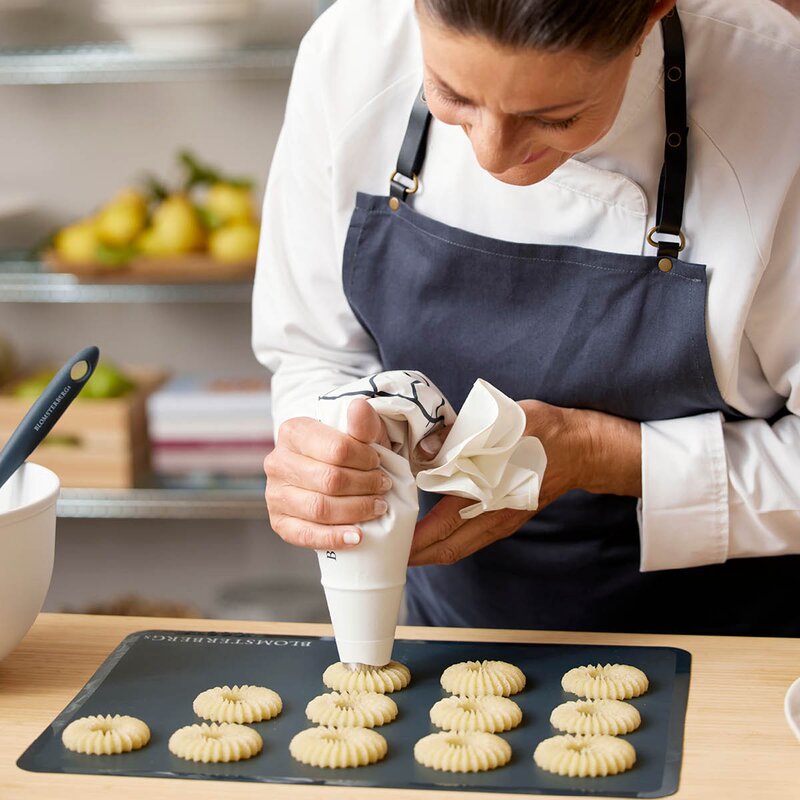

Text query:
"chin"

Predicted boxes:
[[489, 151, 570, 187]]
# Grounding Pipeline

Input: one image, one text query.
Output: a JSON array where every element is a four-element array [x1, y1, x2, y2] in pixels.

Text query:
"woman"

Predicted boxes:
[[254, 0, 800, 636]]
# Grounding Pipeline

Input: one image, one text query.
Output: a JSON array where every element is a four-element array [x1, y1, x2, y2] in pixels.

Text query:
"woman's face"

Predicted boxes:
[[417, 8, 650, 186]]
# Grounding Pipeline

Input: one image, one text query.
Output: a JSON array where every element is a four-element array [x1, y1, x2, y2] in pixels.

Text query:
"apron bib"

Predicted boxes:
[[340, 10, 799, 636]]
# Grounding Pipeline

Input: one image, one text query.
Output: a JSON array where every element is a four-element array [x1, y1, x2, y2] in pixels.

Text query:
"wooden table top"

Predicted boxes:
[[1, 614, 798, 799]]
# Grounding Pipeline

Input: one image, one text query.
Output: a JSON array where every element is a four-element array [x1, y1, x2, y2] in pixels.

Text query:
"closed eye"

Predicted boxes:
[[430, 85, 579, 130]]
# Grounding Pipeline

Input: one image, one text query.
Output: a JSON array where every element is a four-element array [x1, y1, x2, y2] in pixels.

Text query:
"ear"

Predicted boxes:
[[640, 0, 679, 41]]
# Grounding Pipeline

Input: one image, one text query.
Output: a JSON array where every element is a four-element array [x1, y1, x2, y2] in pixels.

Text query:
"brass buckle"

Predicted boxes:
[[389, 170, 419, 195], [647, 226, 685, 252]]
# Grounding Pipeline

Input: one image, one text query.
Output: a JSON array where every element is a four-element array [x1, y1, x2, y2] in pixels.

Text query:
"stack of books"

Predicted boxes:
[[146, 375, 273, 482]]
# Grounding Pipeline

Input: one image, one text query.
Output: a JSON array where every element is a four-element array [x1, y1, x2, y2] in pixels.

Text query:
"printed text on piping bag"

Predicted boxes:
[[316, 371, 546, 667]]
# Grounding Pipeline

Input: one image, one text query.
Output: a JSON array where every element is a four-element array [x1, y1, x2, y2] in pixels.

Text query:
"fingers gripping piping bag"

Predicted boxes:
[[317, 371, 455, 667], [316, 371, 547, 667]]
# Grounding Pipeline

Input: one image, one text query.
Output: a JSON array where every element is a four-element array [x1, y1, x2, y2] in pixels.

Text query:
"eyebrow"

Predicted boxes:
[[428, 68, 587, 116]]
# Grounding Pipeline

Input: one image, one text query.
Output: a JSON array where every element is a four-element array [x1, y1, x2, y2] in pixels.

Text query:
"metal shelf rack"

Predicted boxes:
[[0, 43, 298, 85], [0, 254, 252, 303], [57, 481, 267, 520]]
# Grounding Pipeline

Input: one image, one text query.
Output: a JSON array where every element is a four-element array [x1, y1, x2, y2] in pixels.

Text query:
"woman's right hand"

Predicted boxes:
[[264, 398, 393, 550]]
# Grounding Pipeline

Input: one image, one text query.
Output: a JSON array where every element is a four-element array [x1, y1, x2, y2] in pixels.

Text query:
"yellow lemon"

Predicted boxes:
[[142, 194, 205, 255], [97, 200, 147, 247], [205, 183, 254, 224], [209, 221, 260, 263], [54, 220, 100, 264]]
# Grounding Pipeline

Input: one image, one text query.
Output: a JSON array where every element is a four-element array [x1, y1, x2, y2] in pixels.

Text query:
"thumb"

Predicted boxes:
[[347, 398, 390, 449], [415, 426, 450, 461]]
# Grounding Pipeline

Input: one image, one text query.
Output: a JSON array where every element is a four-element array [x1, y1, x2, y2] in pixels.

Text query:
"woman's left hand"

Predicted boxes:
[[408, 399, 641, 566]]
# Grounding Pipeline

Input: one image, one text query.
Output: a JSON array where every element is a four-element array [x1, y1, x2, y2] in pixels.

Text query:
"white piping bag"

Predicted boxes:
[[316, 371, 455, 667], [316, 372, 547, 667]]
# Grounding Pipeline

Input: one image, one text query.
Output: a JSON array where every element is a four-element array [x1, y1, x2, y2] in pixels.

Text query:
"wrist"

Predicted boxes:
[[576, 408, 642, 497]]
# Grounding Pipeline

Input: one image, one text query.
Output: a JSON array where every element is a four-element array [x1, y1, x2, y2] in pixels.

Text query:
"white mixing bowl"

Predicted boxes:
[[0, 463, 59, 662]]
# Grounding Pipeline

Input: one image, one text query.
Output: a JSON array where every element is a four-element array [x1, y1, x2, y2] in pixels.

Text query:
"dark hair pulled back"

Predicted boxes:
[[417, 0, 656, 58]]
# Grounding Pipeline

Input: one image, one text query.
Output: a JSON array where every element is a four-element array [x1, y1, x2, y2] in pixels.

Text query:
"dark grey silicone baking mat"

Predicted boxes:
[[18, 629, 690, 797]]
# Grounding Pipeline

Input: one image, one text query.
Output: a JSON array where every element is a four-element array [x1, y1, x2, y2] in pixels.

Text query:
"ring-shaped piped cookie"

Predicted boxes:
[[61, 714, 150, 755], [193, 684, 283, 724], [533, 733, 636, 777], [168, 722, 263, 763], [440, 660, 526, 697], [414, 730, 512, 772], [550, 699, 641, 736], [561, 664, 649, 700], [289, 725, 388, 767], [322, 661, 410, 694], [306, 691, 398, 728], [430, 695, 522, 733]]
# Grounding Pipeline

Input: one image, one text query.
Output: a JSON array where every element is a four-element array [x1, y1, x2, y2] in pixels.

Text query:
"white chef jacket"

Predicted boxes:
[[252, 0, 800, 572]]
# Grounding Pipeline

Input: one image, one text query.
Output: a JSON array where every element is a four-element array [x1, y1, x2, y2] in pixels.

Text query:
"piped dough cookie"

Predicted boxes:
[[168, 722, 263, 763], [414, 730, 512, 772], [430, 695, 522, 733], [550, 699, 641, 736], [561, 664, 649, 700], [306, 691, 398, 728], [440, 660, 526, 697], [289, 725, 388, 768], [61, 714, 150, 755], [533, 733, 636, 777], [193, 684, 282, 724], [323, 661, 411, 694]]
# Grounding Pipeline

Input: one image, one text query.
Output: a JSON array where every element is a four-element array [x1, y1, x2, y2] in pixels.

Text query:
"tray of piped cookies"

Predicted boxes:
[[17, 630, 690, 797]]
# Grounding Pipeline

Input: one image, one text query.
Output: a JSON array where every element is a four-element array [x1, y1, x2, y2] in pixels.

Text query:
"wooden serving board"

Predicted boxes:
[[43, 251, 255, 284]]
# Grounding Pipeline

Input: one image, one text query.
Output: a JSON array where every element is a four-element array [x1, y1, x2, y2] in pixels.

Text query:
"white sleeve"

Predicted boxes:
[[639, 171, 800, 571], [251, 28, 382, 436]]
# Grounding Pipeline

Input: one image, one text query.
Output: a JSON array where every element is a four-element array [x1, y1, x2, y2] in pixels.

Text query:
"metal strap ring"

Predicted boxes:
[[389, 170, 419, 195], [667, 132, 682, 148], [647, 226, 686, 252], [667, 66, 682, 82]]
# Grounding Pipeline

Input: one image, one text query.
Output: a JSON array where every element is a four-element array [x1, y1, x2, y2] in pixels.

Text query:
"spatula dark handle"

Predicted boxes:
[[0, 345, 99, 490]]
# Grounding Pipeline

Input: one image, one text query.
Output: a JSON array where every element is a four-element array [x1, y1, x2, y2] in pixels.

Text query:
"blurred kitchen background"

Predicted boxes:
[[0, 0, 334, 623], [1, 0, 798, 624]]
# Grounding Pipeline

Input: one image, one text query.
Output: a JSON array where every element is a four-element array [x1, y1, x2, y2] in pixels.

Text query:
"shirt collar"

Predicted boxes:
[[576, 23, 665, 161]]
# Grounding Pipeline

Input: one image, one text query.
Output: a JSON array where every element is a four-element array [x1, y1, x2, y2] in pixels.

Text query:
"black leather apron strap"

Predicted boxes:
[[650, 8, 689, 260], [390, 87, 431, 202], [390, 11, 691, 259]]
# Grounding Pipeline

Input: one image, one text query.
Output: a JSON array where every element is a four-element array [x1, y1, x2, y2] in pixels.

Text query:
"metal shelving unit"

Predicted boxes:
[[0, 254, 252, 303], [57, 481, 266, 520], [0, 8, 331, 517], [0, 43, 298, 85]]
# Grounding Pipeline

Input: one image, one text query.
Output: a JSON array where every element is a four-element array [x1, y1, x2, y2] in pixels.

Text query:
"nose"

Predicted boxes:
[[466, 112, 527, 174]]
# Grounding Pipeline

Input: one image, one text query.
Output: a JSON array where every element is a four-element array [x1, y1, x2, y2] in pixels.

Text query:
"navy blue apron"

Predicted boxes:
[[340, 10, 799, 636]]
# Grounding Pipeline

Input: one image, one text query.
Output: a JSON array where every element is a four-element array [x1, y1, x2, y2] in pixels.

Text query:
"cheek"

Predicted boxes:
[[539, 112, 617, 154]]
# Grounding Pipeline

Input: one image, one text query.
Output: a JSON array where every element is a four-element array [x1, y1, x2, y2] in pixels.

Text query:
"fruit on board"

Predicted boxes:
[[81, 362, 135, 399], [208, 220, 260, 263], [135, 194, 204, 256], [11, 362, 135, 400], [10, 369, 56, 400], [96, 188, 148, 247], [204, 182, 254, 225], [0, 336, 15, 387], [54, 219, 100, 264]]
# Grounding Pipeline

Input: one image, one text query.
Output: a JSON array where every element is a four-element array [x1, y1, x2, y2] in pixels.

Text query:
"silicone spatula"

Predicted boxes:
[[0, 345, 99, 491]]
